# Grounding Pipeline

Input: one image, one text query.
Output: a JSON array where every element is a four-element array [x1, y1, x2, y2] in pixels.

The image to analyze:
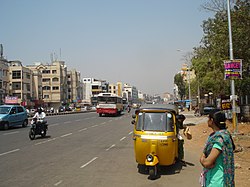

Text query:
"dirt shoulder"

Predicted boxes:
[[183, 119, 250, 187]]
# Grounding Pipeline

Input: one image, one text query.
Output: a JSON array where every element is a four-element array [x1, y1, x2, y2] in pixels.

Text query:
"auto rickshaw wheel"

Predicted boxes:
[[148, 165, 157, 179]]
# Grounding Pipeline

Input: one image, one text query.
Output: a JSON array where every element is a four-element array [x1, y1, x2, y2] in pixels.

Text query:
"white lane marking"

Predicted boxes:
[[108, 120, 113, 122], [90, 124, 98, 128], [78, 128, 87, 132], [63, 121, 71, 124], [60, 133, 72, 138], [54, 180, 63, 186], [75, 119, 81, 122], [80, 157, 98, 168], [50, 123, 59, 127], [120, 137, 126, 141], [101, 122, 106, 125], [106, 144, 115, 151], [35, 138, 57, 145], [129, 131, 133, 135], [0, 149, 20, 156], [3, 131, 19, 135]]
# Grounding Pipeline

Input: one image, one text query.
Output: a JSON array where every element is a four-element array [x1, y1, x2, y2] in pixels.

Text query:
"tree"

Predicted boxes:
[[191, 0, 250, 99], [174, 73, 186, 100]]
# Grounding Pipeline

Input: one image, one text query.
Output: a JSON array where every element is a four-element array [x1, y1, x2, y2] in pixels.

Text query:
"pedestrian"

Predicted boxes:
[[199, 110, 235, 187]]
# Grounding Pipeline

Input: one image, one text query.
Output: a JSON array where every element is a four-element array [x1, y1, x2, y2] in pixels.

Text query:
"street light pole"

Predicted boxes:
[[187, 65, 192, 110], [227, 0, 237, 133]]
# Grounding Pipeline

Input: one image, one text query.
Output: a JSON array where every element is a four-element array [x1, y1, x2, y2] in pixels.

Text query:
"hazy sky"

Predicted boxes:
[[1, 0, 213, 96]]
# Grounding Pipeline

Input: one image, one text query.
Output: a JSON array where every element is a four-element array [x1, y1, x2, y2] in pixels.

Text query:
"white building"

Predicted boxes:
[[123, 83, 138, 105], [82, 78, 108, 104]]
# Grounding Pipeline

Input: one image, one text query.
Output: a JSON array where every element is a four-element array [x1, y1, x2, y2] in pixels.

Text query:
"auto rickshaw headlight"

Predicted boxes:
[[146, 154, 154, 162]]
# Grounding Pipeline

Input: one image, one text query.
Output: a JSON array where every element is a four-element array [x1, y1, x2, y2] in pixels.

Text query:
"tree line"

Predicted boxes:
[[174, 0, 250, 103]]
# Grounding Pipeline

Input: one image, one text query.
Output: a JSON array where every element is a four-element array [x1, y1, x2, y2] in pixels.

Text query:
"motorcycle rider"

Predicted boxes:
[[31, 108, 47, 132]]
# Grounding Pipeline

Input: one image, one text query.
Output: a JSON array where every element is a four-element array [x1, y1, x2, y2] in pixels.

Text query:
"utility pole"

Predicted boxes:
[[227, 0, 237, 133]]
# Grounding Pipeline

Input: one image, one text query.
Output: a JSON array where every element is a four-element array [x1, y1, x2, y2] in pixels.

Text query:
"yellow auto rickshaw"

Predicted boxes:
[[131, 104, 186, 179]]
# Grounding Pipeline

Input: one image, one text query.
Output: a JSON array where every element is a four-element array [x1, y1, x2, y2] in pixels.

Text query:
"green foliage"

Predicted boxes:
[[191, 0, 250, 98], [174, 73, 186, 100]]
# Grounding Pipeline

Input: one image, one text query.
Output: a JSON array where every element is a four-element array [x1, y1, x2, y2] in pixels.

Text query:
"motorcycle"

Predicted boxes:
[[29, 117, 48, 140]]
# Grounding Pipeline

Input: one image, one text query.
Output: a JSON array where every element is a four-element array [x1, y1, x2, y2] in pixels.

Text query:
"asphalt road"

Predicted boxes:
[[0, 111, 205, 187]]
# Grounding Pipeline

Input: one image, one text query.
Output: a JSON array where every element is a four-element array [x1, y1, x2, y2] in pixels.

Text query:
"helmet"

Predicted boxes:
[[37, 108, 42, 114]]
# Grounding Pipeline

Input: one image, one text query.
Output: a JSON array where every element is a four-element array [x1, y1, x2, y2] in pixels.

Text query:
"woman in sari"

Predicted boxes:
[[200, 110, 235, 187]]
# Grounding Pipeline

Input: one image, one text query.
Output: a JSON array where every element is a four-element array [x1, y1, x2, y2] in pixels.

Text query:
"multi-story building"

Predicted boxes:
[[108, 83, 117, 95], [123, 83, 138, 105], [0, 55, 9, 104], [67, 69, 82, 103], [8, 61, 33, 106], [82, 78, 109, 105], [26, 61, 68, 109], [181, 63, 196, 82], [108, 82, 123, 97]]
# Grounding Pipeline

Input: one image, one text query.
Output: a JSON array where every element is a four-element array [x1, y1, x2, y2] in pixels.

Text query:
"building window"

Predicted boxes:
[[27, 93, 31, 99], [52, 77, 59, 82], [44, 95, 49, 99], [52, 70, 57, 74], [42, 70, 50, 74], [42, 78, 50, 82], [26, 73, 31, 79], [12, 71, 21, 79], [12, 82, 21, 90], [0, 80, 2, 89], [52, 86, 59, 90], [42, 86, 50, 90], [26, 84, 30, 91]]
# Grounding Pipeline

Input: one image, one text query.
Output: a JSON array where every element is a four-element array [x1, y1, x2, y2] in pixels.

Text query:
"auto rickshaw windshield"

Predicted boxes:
[[136, 112, 174, 132]]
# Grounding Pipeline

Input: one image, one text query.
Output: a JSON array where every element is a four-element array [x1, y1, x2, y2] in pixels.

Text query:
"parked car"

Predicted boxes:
[[58, 106, 72, 112], [0, 105, 28, 130], [200, 106, 219, 115], [58, 106, 65, 112]]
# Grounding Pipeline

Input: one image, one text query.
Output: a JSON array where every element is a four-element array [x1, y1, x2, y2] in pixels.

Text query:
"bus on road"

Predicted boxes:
[[96, 93, 123, 117]]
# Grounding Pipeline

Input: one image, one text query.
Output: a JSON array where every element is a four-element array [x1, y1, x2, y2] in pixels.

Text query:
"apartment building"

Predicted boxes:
[[181, 63, 196, 82], [27, 61, 68, 109], [8, 61, 33, 106], [0, 57, 9, 104], [82, 78, 109, 104], [123, 83, 138, 105], [108, 82, 123, 97], [67, 69, 82, 103]]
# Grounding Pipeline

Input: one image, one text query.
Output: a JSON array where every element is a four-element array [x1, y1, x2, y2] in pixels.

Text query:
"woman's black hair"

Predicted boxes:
[[209, 110, 236, 150], [208, 110, 227, 129]]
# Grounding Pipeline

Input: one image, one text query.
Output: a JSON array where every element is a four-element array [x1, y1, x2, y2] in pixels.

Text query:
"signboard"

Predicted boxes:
[[5, 96, 18, 104], [224, 59, 242, 79], [221, 95, 232, 110]]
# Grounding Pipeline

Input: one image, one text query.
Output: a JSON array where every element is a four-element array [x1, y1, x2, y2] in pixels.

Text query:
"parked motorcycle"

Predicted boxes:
[[29, 117, 48, 140]]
